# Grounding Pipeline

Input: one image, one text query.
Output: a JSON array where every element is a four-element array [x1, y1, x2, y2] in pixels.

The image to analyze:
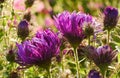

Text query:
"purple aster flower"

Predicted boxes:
[[88, 69, 102, 78], [104, 6, 119, 30], [17, 20, 29, 41], [16, 29, 60, 69], [83, 45, 117, 74], [54, 11, 93, 48]]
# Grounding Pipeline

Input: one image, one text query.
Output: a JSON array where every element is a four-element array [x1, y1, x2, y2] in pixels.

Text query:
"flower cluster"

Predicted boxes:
[[14, 6, 119, 77], [17, 29, 60, 69]]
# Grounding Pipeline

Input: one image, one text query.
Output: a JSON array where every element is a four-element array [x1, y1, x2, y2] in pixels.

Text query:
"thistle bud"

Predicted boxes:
[[84, 26, 94, 37], [49, 10, 55, 19], [25, 0, 34, 8], [6, 49, 15, 63], [23, 11, 31, 22], [104, 6, 119, 31], [0, 0, 5, 3], [48, 0, 56, 7], [77, 46, 86, 60], [17, 20, 29, 41], [9, 71, 20, 78], [56, 55, 61, 63], [101, 37, 107, 45], [88, 69, 102, 78]]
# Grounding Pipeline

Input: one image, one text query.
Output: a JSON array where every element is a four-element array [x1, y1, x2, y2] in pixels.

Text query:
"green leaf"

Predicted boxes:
[[112, 35, 120, 43], [118, 53, 120, 64], [115, 46, 120, 64], [0, 28, 4, 38], [79, 67, 85, 75]]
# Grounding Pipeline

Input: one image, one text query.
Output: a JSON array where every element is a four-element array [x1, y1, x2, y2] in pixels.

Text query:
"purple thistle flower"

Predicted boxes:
[[16, 29, 60, 69], [104, 6, 119, 30], [17, 20, 29, 41], [88, 69, 102, 78], [83, 45, 117, 73], [54, 11, 93, 48]]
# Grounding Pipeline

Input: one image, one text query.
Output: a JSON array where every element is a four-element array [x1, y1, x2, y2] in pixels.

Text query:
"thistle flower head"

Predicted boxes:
[[54, 11, 93, 48], [104, 6, 119, 30], [16, 29, 60, 69], [84, 45, 117, 72], [95, 45, 116, 66], [17, 20, 29, 41], [88, 69, 102, 78]]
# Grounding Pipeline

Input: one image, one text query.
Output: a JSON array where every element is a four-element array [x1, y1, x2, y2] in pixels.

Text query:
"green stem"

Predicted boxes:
[[74, 48, 80, 78], [101, 70, 106, 78], [61, 56, 64, 71], [107, 30, 110, 45], [88, 36, 91, 46], [100, 67, 107, 78], [47, 67, 52, 78], [60, 50, 64, 72], [23, 70, 25, 78]]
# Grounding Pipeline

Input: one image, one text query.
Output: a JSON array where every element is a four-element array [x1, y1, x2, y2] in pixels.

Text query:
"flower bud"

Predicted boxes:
[[104, 6, 119, 31], [88, 69, 102, 78], [56, 55, 61, 63], [101, 37, 107, 45], [17, 20, 29, 41], [25, 0, 35, 8], [0, 0, 5, 3], [84, 26, 94, 37], [23, 11, 31, 22], [48, 0, 56, 7], [9, 71, 20, 78], [6, 49, 15, 63]]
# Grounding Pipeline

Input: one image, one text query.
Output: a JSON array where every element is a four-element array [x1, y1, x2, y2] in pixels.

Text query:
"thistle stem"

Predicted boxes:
[[102, 70, 106, 78], [61, 56, 64, 71], [107, 30, 110, 45], [88, 36, 91, 46], [100, 68, 107, 78], [74, 48, 80, 78], [60, 50, 64, 72], [23, 70, 25, 78], [47, 67, 52, 78]]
